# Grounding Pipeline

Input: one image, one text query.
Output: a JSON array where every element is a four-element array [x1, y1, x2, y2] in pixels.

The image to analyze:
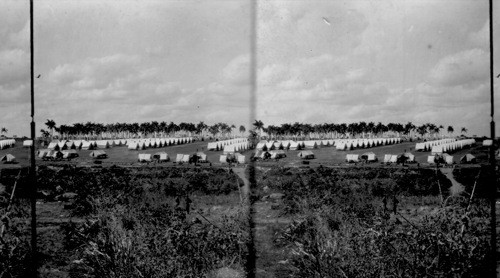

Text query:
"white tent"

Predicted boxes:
[[223, 145, 236, 154], [138, 153, 152, 162], [62, 150, 78, 159], [346, 154, 359, 163], [57, 141, 68, 150], [153, 152, 169, 162], [297, 150, 315, 159], [23, 140, 33, 147], [47, 141, 59, 150], [483, 139, 493, 146], [96, 140, 109, 149], [289, 141, 300, 150], [427, 155, 436, 164], [236, 153, 245, 164], [176, 154, 185, 163], [38, 149, 51, 158], [304, 141, 318, 149], [219, 155, 227, 163], [361, 152, 377, 162], [196, 152, 207, 162], [1, 154, 15, 163], [270, 150, 286, 159], [89, 150, 107, 159], [81, 141, 93, 150]]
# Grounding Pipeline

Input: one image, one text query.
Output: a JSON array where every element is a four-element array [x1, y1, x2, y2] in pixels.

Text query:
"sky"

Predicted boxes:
[[0, 0, 499, 137]]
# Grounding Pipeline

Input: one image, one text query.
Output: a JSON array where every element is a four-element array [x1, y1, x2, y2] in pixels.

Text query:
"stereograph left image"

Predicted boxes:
[[1, 0, 499, 278], [1, 0, 253, 277]]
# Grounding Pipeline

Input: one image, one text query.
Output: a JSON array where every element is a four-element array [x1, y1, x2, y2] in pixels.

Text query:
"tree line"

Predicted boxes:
[[39, 119, 468, 141], [252, 120, 468, 140], [40, 120, 246, 140]]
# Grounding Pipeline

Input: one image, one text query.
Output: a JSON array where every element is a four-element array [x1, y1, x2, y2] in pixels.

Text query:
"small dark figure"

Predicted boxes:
[[175, 195, 181, 208], [185, 195, 192, 214], [382, 195, 387, 212], [392, 196, 399, 214]]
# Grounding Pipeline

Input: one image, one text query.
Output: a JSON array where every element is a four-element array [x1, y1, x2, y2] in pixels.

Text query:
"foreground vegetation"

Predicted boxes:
[[0, 165, 494, 277], [255, 166, 492, 277]]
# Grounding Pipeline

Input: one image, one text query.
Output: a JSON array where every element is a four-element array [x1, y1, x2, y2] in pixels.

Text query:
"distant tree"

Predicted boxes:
[[447, 126, 454, 137], [253, 120, 264, 139], [40, 129, 50, 138], [45, 119, 56, 140], [1, 127, 7, 136], [461, 127, 468, 135], [239, 125, 246, 137], [208, 125, 219, 138]]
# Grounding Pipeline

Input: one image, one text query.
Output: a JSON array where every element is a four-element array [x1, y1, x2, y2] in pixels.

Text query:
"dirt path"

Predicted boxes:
[[232, 166, 293, 277], [440, 167, 464, 196]]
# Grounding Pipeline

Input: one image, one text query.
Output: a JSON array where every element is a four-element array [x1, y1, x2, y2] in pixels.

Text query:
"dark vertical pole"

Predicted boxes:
[[29, 0, 37, 277], [246, 0, 257, 277], [489, 0, 497, 277]]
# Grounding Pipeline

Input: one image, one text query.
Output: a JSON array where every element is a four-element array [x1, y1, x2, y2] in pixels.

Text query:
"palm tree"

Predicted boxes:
[[461, 127, 468, 136], [1, 127, 7, 137], [40, 129, 50, 138], [404, 122, 416, 138], [45, 119, 56, 140], [253, 120, 264, 139], [447, 126, 454, 137], [239, 125, 246, 137]]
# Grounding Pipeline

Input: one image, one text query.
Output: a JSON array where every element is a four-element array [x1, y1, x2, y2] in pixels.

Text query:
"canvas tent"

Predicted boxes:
[[23, 140, 33, 147], [81, 141, 94, 150], [289, 141, 300, 150], [219, 155, 227, 163], [153, 152, 169, 162], [176, 154, 186, 163], [397, 152, 415, 163], [62, 149, 78, 159], [1, 154, 15, 163], [460, 154, 476, 163], [196, 152, 207, 162], [361, 152, 377, 162], [270, 150, 286, 159], [346, 154, 359, 163], [89, 150, 107, 159], [383, 154, 398, 163], [297, 150, 315, 159], [47, 141, 59, 150], [38, 149, 51, 158], [138, 153, 152, 162]]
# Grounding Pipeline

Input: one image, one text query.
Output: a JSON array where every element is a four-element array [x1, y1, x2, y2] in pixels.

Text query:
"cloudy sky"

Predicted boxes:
[[0, 0, 499, 137]]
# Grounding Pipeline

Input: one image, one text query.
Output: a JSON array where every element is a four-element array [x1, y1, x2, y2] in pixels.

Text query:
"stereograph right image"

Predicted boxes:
[[0, 0, 499, 277]]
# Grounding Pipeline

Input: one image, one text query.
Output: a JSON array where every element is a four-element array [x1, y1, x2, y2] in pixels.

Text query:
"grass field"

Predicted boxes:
[[0, 139, 491, 170]]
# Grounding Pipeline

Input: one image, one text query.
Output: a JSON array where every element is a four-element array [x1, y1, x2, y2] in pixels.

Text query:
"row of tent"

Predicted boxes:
[[427, 153, 477, 165], [223, 142, 251, 154], [37, 137, 194, 151], [415, 138, 458, 151], [0, 139, 15, 149], [346, 152, 379, 163], [256, 140, 332, 151], [127, 137, 194, 150], [207, 138, 249, 151], [336, 138, 401, 150], [175, 152, 208, 163], [220, 153, 246, 164], [383, 153, 416, 163], [138, 152, 169, 162], [38, 149, 80, 159], [430, 139, 475, 155]]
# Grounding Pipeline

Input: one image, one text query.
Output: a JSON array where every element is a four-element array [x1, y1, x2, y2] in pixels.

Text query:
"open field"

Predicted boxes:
[[0, 139, 492, 170], [0, 139, 497, 277]]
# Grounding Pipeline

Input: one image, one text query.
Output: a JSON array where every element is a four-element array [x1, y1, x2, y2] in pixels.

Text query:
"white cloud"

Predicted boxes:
[[429, 48, 489, 87]]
